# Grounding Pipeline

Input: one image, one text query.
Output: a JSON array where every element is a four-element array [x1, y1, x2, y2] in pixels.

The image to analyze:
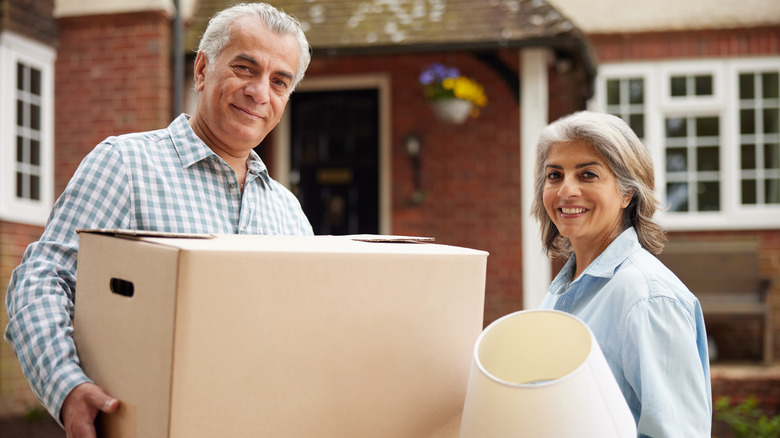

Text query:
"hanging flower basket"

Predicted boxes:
[[429, 98, 473, 124], [419, 63, 487, 124]]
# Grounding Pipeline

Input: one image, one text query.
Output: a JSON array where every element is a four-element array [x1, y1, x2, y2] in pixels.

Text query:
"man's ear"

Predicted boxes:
[[193, 51, 209, 92]]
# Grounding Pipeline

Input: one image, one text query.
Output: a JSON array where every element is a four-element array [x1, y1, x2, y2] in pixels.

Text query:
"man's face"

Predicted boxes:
[[192, 16, 299, 156]]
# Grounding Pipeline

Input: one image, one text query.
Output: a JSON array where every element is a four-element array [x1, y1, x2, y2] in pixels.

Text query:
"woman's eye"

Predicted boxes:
[[582, 171, 598, 179], [546, 171, 561, 180]]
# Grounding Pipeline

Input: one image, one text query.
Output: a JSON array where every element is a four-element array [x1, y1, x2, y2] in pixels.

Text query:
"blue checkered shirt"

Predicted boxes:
[[5, 114, 313, 421]]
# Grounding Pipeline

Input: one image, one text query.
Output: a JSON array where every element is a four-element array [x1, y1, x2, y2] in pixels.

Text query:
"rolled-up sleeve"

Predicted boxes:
[[4, 143, 132, 421]]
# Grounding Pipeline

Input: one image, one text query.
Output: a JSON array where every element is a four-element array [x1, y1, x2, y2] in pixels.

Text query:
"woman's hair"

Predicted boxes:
[[197, 2, 311, 92], [530, 111, 666, 257]]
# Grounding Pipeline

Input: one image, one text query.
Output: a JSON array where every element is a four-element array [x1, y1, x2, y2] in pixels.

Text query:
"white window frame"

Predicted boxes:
[[0, 31, 56, 225], [591, 57, 780, 231]]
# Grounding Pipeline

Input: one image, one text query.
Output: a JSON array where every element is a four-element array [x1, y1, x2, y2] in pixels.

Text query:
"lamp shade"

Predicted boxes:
[[458, 310, 636, 438]]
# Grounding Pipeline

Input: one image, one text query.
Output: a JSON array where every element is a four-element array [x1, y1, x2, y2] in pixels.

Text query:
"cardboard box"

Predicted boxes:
[[74, 231, 488, 438]]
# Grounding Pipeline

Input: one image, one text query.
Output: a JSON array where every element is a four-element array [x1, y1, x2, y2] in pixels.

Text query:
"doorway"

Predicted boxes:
[[289, 89, 380, 235]]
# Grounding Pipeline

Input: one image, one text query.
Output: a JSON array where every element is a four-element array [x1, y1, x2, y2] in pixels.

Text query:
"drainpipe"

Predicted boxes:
[[172, 0, 184, 117]]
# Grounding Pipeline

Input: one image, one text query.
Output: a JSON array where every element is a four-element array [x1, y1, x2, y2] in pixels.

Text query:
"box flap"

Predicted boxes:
[[344, 234, 435, 243], [77, 228, 215, 239]]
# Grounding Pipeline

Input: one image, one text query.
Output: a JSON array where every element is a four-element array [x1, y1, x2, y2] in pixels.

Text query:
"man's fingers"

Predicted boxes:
[[62, 383, 120, 438], [101, 397, 120, 413], [84, 384, 119, 413]]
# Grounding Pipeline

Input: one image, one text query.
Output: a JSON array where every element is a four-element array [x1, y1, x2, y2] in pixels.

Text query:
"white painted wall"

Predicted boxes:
[[54, 0, 198, 18], [547, 0, 780, 33], [521, 48, 552, 310]]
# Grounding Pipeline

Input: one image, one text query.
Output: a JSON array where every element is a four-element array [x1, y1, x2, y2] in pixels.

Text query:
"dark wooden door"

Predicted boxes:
[[289, 89, 380, 235]]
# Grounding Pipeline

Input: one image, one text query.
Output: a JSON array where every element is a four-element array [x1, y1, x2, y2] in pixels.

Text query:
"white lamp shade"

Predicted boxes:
[[458, 310, 636, 438]]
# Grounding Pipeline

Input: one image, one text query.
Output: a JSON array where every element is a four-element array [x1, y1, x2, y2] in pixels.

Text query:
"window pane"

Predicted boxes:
[[766, 179, 780, 204], [695, 75, 713, 96], [699, 181, 720, 211], [766, 143, 780, 170], [16, 173, 23, 198], [764, 108, 779, 134], [666, 182, 689, 211], [741, 109, 756, 134], [763, 72, 779, 99], [17, 63, 24, 92], [629, 79, 644, 104], [30, 175, 40, 201], [30, 68, 41, 96], [17, 100, 24, 127], [666, 117, 686, 137], [629, 114, 644, 138], [671, 76, 686, 96], [16, 136, 24, 163], [31, 140, 40, 166], [606, 80, 620, 105], [667, 148, 687, 172], [741, 144, 756, 169], [696, 117, 719, 136], [697, 146, 720, 171], [31, 104, 41, 131], [740, 73, 755, 99], [742, 179, 757, 204]]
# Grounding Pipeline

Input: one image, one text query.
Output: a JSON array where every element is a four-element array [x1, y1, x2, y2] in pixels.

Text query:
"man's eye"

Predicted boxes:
[[273, 78, 290, 88]]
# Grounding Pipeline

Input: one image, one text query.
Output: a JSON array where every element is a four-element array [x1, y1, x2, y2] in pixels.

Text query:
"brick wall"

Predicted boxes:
[[0, 10, 172, 418], [55, 11, 172, 192], [0, 223, 45, 416], [588, 26, 779, 63], [305, 49, 584, 325], [1, 0, 57, 46]]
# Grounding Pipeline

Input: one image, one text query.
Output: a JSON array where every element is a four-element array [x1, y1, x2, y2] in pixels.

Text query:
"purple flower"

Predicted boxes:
[[419, 63, 461, 85]]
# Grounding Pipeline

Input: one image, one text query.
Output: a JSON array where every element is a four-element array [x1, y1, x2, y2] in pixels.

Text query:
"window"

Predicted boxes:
[[0, 32, 55, 225], [739, 72, 780, 206], [605, 77, 645, 138], [592, 58, 780, 230]]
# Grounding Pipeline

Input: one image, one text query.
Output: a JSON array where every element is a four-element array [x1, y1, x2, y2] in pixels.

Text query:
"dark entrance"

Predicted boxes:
[[289, 89, 380, 235]]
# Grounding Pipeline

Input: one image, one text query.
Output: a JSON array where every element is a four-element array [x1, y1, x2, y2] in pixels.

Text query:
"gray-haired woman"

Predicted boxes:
[[532, 111, 712, 437]]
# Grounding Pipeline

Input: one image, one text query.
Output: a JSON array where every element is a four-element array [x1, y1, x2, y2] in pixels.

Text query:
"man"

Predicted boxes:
[[5, 3, 312, 437]]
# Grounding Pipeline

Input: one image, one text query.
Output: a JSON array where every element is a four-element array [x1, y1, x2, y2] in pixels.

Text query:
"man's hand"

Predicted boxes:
[[61, 382, 119, 438]]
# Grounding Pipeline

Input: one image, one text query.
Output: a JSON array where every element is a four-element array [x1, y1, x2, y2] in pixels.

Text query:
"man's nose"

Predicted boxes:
[[245, 78, 270, 103]]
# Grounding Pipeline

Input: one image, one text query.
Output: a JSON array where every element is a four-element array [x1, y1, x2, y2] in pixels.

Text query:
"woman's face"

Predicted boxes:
[[542, 140, 632, 253]]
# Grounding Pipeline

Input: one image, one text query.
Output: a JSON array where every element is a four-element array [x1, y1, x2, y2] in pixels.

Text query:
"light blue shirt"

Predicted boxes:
[[5, 114, 313, 422], [538, 227, 712, 437]]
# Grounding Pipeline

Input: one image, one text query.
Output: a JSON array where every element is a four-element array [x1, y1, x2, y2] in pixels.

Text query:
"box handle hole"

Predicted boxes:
[[110, 278, 134, 297]]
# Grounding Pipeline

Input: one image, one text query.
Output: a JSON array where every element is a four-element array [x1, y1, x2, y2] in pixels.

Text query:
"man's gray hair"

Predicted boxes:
[[197, 2, 311, 92]]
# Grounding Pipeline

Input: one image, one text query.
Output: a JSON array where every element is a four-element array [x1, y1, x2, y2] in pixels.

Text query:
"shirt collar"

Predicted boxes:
[[549, 227, 641, 294], [168, 113, 274, 190], [169, 114, 215, 167]]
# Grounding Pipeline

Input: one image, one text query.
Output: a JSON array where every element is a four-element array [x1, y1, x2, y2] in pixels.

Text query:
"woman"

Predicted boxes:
[[531, 111, 712, 437]]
